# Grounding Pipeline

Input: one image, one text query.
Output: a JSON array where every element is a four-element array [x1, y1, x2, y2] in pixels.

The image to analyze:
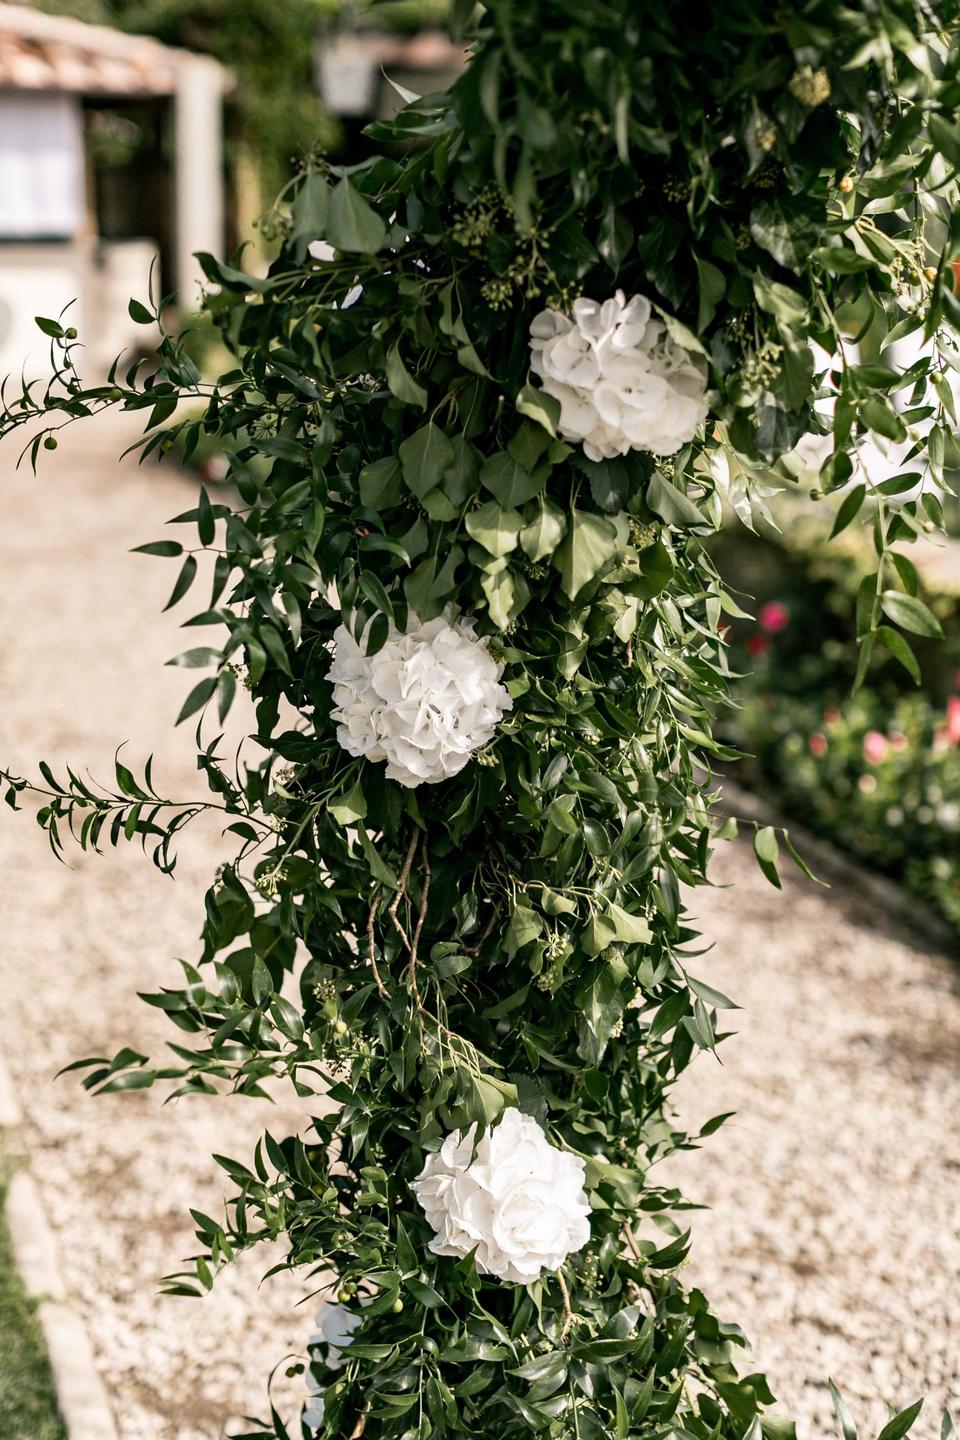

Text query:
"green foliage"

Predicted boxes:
[[3, 2, 960, 1438]]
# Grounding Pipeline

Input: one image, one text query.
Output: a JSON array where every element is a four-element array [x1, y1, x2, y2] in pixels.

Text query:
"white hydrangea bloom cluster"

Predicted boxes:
[[326, 612, 512, 788], [412, 1108, 591, 1284], [303, 1303, 363, 1432], [529, 290, 709, 461]]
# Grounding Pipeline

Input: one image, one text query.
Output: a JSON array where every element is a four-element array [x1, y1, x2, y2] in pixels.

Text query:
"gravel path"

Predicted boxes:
[[667, 844, 960, 1439], [0, 417, 957, 1439]]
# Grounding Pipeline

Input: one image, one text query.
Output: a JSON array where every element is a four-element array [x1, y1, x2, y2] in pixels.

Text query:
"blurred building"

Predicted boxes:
[[0, 2, 229, 379], [316, 16, 464, 146]]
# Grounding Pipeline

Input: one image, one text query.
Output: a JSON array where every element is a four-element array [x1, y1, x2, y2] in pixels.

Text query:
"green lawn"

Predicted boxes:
[[0, 1177, 65, 1440]]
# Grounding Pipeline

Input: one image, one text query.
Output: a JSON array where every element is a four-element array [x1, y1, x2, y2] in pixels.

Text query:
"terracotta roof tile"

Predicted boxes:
[[0, 2, 229, 96]]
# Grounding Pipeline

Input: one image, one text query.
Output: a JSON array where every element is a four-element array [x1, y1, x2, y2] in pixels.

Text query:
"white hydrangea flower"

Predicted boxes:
[[325, 611, 512, 787], [411, 1108, 591, 1284], [529, 290, 708, 461], [303, 1302, 363, 1433]]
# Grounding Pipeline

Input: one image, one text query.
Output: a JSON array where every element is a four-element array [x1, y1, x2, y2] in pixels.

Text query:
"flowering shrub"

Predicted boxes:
[[2, 3, 959, 1440], [736, 686, 960, 933], [715, 515, 960, 932]]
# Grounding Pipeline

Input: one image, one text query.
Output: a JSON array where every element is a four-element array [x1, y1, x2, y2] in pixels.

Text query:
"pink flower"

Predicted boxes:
[[862, 730, 889, 765], [809, 732, 827, 757], [759, 600, 790, 634], [823, 706, 841, 726], [946, 697, 960, 745], [745, 633, 769, 657], [889, 730, 908, 752]]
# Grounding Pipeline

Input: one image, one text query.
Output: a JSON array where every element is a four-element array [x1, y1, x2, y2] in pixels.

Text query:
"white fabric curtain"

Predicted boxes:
[[0, 91, 84, 239]]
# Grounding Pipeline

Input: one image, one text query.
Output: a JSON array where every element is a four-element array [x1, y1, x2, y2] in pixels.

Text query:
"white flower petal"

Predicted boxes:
[[326, 612, 512, 787], [528, 292, 708, 457], [412, 1108, 591, 1285]]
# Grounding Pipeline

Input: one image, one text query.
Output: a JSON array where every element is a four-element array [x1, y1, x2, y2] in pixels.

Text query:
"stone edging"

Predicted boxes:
[[0, 1053, 119, 1440]]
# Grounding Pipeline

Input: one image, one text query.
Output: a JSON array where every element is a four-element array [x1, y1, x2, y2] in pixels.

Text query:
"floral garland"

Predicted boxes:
[[1, 3, 957, 1439]]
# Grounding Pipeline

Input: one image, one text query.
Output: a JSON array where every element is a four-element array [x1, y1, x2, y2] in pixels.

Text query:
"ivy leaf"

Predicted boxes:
[[574, 455, 634, 514], [750, 197, 819, 271], [326, 178, 386, 253], [359, 456, 404, 509], [504, 902, 542, 957], [813, 246, 875, 275], [465, 501, 524, 556], [520, 499, 567, 561], [404, 545, 463, 618], [386, 344, 428, 409], [553, 508, 620, 599], [582, 901, 652, 956], [290, 172, 330, 261], [694, 254, 725, 331], [480, 451, 543, 506], [443, 435, 482, 503], [329, 783, 367, 826], [516, 383, 561, 436], [629, 541, 674, 600], [645, 473, 705, 528], [482, 565, 530, 629], [576, 949, 629, 1063], [399, 424, 455, 498]]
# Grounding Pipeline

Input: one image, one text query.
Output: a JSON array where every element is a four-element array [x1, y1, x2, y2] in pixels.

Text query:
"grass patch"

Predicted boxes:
[[0, 1175, 65, 1440]]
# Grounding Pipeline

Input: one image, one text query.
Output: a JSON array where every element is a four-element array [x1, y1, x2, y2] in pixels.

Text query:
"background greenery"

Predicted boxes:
[[715, 514, 960, 935]]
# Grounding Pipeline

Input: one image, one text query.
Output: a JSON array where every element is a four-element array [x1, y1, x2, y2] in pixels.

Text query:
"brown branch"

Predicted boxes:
[[401, 833, 431, 1044], [623, 1223, 643, 1262], [387, 828, 420, 955], [349, 1405, 369, 1440], [556, 1267, 575, 1335], [366, 895, 390, 1000], [411, 844, 431, 952]]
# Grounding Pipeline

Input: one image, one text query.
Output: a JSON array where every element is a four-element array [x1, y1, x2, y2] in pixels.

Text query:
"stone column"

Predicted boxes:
[[174, 54, 225, 308]]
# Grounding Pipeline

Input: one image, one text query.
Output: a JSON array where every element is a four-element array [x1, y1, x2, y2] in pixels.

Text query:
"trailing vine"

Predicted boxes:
[[2, 3, 959, 1438]]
